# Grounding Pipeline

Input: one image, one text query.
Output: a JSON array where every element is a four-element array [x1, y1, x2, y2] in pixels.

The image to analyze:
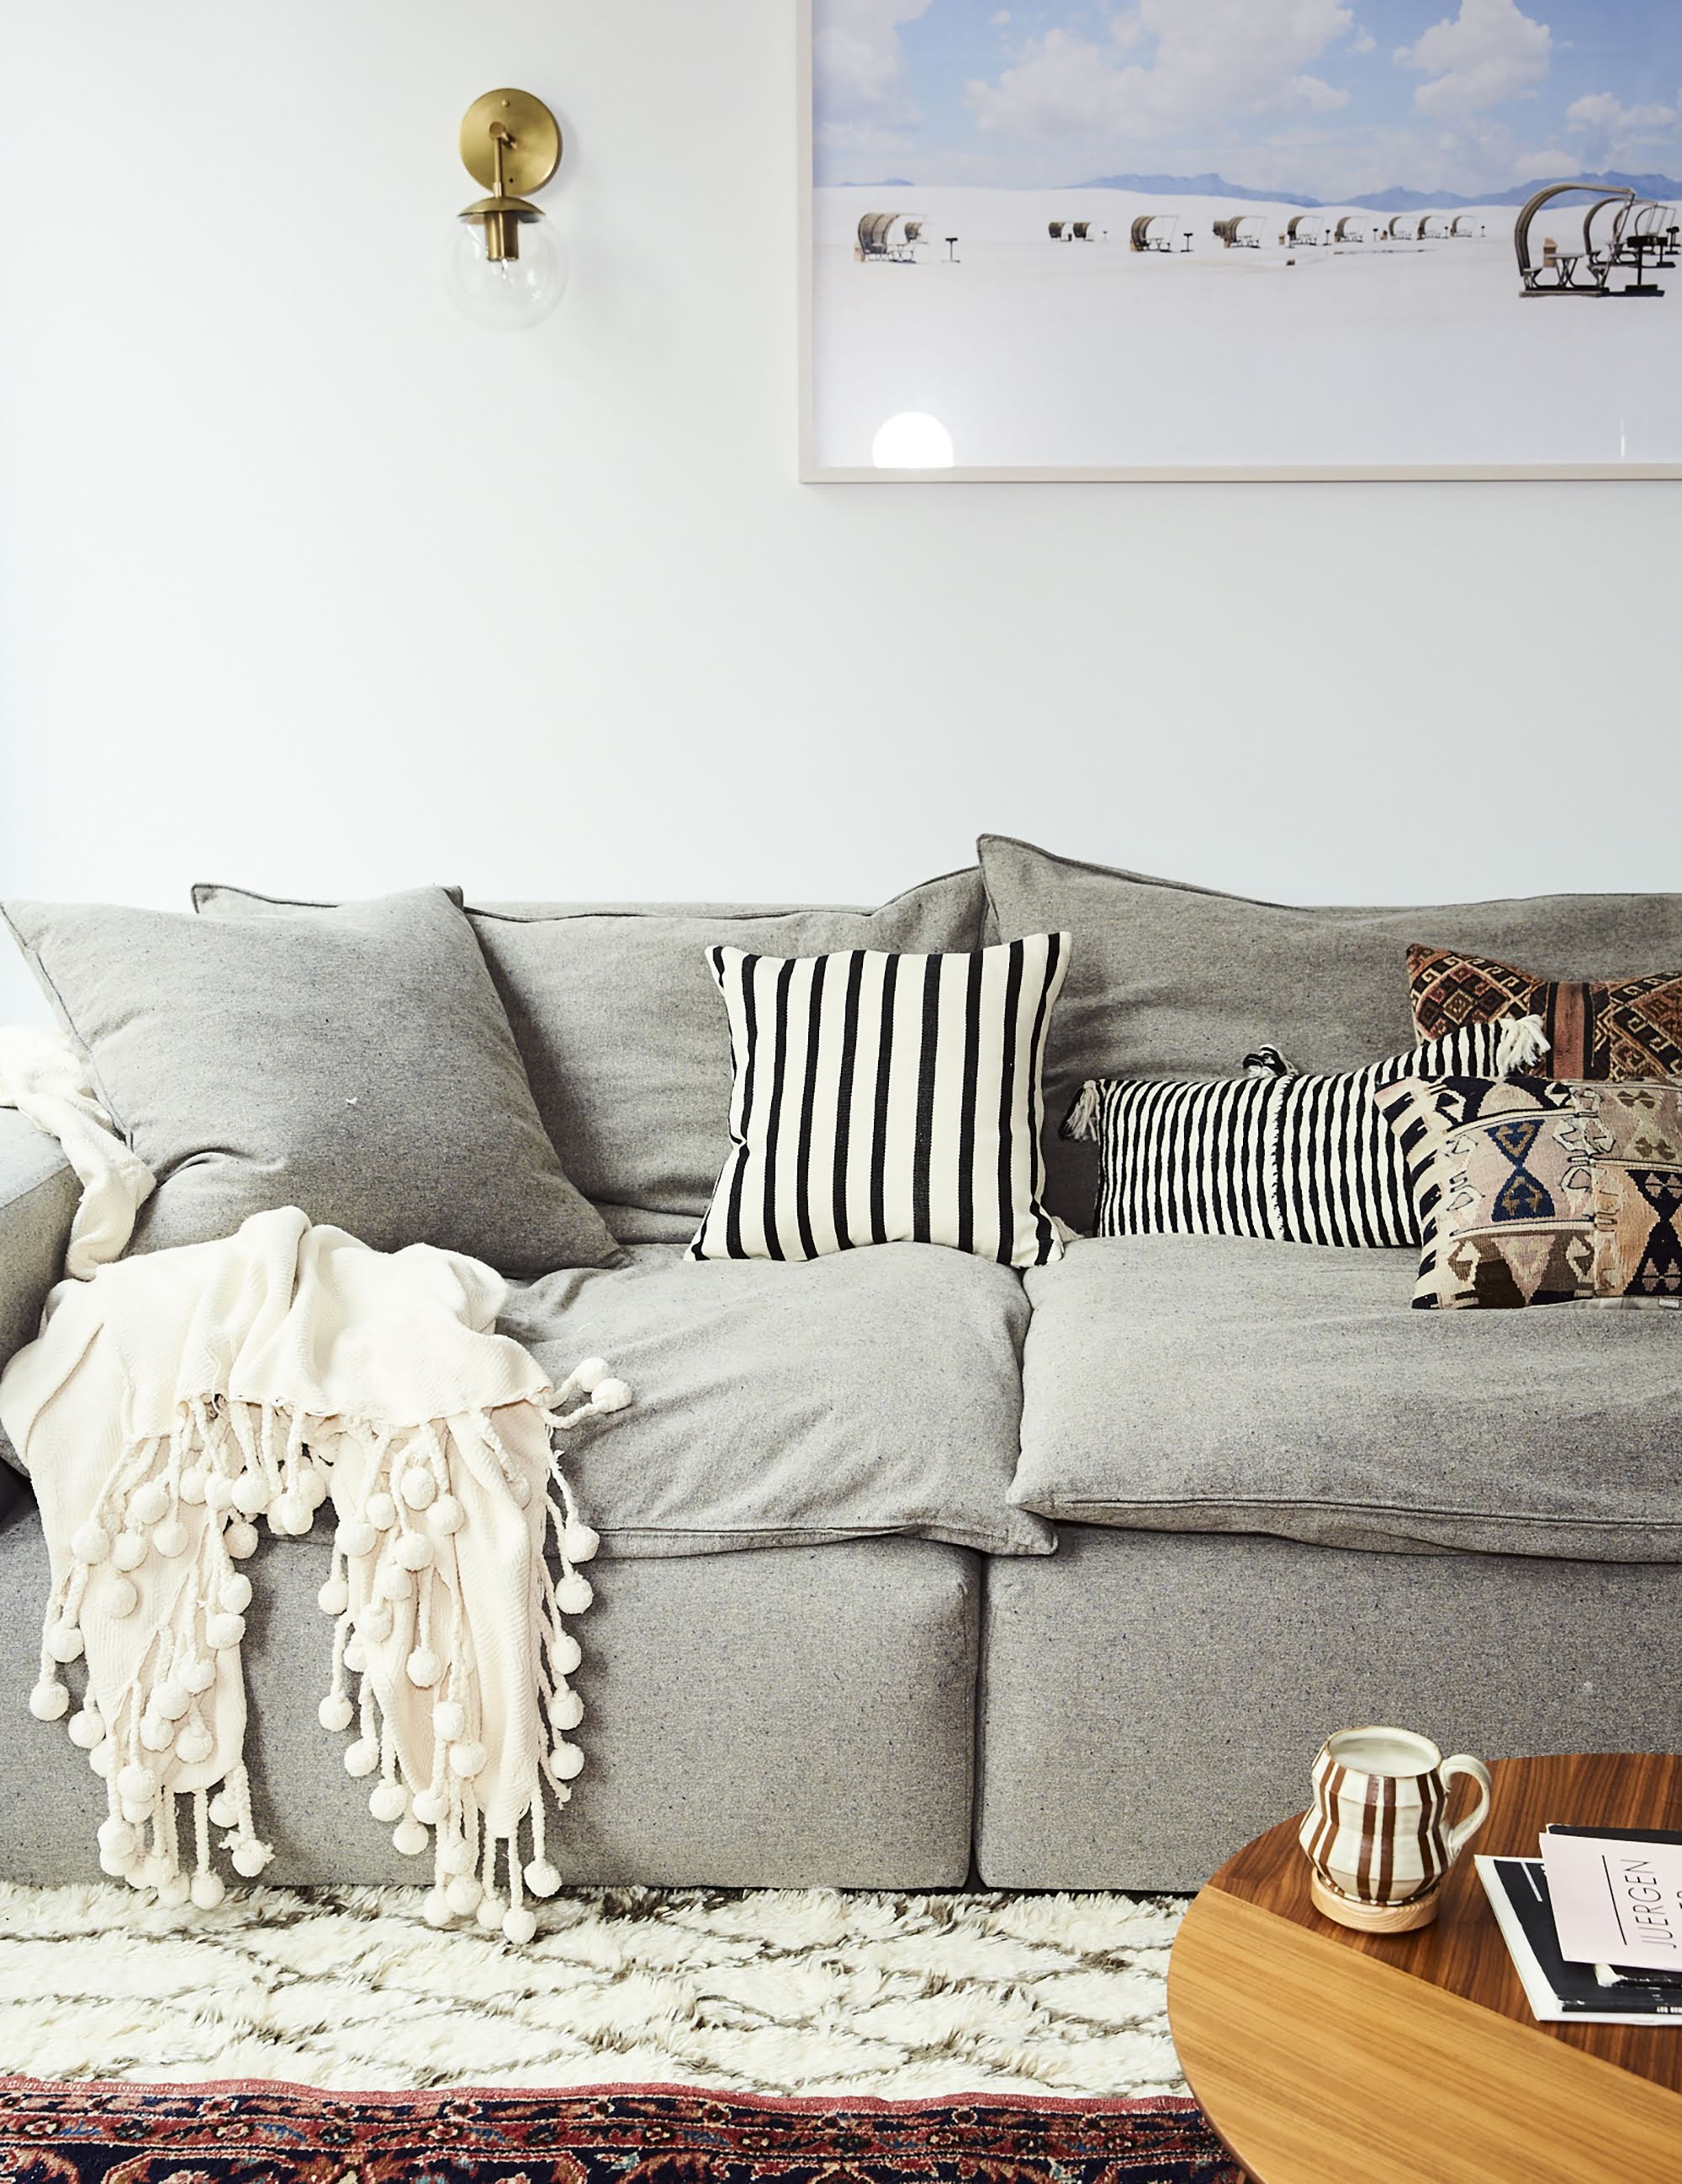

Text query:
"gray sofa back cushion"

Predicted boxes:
[[979, 834, 1682, 1229], [198, 870, 987, 1242], [3, 888, 625, 1277]]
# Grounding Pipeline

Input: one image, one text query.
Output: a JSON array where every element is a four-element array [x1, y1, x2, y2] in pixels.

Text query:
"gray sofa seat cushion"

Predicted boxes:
[[3, 889, 624, 1277], [495, 1241, 1051, 1557], [978, 833, 1682, 1229], [1012, 1235, 1682, 1562], [196, 870, 988, 1244]]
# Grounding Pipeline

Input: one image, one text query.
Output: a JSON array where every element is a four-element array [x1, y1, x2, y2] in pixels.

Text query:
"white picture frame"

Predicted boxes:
[[801, 2, 1682, 482]]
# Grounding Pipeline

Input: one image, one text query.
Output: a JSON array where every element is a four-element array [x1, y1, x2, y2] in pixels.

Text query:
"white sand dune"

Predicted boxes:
[[811, 186, 1679, 471]]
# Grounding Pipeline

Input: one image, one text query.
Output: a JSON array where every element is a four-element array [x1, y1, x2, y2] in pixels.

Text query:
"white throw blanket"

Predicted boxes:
[[0, 1034, 627, 1942], [0, 1026, 156, 1277]]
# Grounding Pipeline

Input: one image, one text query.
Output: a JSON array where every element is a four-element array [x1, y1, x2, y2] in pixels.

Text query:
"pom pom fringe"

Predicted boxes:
[[33, 1361, 628, 1939]]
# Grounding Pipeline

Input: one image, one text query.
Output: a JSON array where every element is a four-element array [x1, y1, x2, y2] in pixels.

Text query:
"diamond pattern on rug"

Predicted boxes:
[[0, 1883, 1186, 2099]]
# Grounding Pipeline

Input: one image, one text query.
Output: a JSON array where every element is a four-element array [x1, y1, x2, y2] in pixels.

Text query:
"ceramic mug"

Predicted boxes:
[[1299, 1726, 1493, 1932]]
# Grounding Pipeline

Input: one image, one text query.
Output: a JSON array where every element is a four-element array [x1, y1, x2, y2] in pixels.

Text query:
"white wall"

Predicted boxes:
[[2, 2, 1677, 1025]]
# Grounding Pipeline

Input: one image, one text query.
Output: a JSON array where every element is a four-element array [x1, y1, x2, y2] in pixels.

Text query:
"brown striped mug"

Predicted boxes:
[[1299, 1727, 1492, 1933]]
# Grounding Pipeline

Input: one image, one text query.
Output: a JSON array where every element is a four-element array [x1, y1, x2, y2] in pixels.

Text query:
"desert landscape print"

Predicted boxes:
[[807, 0, 1682, 473]]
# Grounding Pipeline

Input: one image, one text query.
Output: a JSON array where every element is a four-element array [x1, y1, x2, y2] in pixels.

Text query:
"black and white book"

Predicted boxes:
[[1476, 1856, 1682, 2024]]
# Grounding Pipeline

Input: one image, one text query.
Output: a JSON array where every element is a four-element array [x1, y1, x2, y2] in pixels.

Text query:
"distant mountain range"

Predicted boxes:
[[1079, 170, 1321, 207], [830, 167, 1682, 209], [1074, 168, 1682, 211]]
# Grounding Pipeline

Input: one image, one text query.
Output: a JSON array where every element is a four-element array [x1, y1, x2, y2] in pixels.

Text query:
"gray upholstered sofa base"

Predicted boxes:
[[976, 1525, 1676, 1891], [0, 1501, 979, 1889]]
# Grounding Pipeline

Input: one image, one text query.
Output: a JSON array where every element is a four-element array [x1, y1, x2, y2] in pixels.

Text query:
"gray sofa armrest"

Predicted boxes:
[[0, 1108, 78, 1474]]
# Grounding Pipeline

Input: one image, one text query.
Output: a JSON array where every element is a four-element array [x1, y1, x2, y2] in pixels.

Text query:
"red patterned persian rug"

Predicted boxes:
[[0, 2080, 1240, 2182]]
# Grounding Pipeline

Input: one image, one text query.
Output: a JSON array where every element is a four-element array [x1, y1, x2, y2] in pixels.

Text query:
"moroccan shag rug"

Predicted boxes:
[[0, 1883, 1186, 2097], [0, 2081, 1240, 2183]]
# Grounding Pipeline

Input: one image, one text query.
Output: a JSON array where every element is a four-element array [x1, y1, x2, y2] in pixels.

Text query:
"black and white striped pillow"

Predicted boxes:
[[1065, 1016, 1547, 1247], [690, 933, 1070, 1267]]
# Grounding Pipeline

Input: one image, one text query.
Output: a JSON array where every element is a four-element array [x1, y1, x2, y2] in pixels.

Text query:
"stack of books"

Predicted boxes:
[[1478, 1827, 1682, 2023]]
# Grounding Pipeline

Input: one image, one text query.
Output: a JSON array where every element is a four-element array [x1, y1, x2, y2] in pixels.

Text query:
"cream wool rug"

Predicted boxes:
[[0, 1882, 1186, 2098]]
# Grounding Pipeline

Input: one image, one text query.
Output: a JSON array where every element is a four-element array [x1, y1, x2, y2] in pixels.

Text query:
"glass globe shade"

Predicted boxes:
[[447, 218, 568, 332], [871, 411, 955, 469]]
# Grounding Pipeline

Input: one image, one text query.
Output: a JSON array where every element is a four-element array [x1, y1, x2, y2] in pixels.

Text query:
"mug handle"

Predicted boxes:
[[1441, 1753, 1494, 1861]]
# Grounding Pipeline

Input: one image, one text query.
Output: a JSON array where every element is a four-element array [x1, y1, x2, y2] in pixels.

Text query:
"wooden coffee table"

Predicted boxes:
[[1168, 1753, 1682, 2184]]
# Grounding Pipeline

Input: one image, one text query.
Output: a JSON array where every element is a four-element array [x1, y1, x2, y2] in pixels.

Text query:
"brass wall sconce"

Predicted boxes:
[[449, 89, 566, 332]]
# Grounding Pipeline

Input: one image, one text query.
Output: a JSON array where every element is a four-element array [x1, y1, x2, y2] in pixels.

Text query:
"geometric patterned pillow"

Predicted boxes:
[[1375, 1074, 1591, 1309], [1408, 943, 1682, 1081], [1376, 1073, 1682, 1309]]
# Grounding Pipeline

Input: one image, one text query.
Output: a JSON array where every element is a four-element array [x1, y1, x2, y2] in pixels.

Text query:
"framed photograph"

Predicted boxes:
[[801, 2, 1682, 479]]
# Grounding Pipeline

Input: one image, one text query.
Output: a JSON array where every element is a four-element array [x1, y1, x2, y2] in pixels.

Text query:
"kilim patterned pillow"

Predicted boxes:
[[1408, 944, 1682, 1081], [1063, 1016, 1545, 1249], [1377, 1073, 1682, 1310]]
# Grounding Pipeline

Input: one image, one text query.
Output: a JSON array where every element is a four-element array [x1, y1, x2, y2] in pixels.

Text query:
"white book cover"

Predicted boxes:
[[1540, 1827, 1682, 1975]]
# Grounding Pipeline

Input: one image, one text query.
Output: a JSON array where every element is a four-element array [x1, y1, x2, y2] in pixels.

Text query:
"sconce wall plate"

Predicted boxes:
[[459, 90, 562, 198]]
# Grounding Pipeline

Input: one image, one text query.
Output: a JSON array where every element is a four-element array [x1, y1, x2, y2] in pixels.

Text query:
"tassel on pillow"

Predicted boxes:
[[1496, 1013, 1551, 1076], [1063, 1081, 1102, 1143]]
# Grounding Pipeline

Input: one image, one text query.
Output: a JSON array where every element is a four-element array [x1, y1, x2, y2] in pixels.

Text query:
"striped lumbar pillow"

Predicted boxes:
[[690, 933, 1070, 1267], [1064, 1016, 1547, 1247]]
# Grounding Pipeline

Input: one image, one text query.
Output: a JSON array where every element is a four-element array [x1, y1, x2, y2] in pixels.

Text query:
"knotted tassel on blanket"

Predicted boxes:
[[4, 1209, 630, 1944]]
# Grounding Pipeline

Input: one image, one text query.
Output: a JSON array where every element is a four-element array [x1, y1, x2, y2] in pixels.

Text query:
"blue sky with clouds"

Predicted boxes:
[[813, 0, 1682, 198]]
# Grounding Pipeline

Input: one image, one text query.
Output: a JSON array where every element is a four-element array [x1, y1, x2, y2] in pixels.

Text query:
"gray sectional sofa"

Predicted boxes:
[[2, 855, 1677, 1893]]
